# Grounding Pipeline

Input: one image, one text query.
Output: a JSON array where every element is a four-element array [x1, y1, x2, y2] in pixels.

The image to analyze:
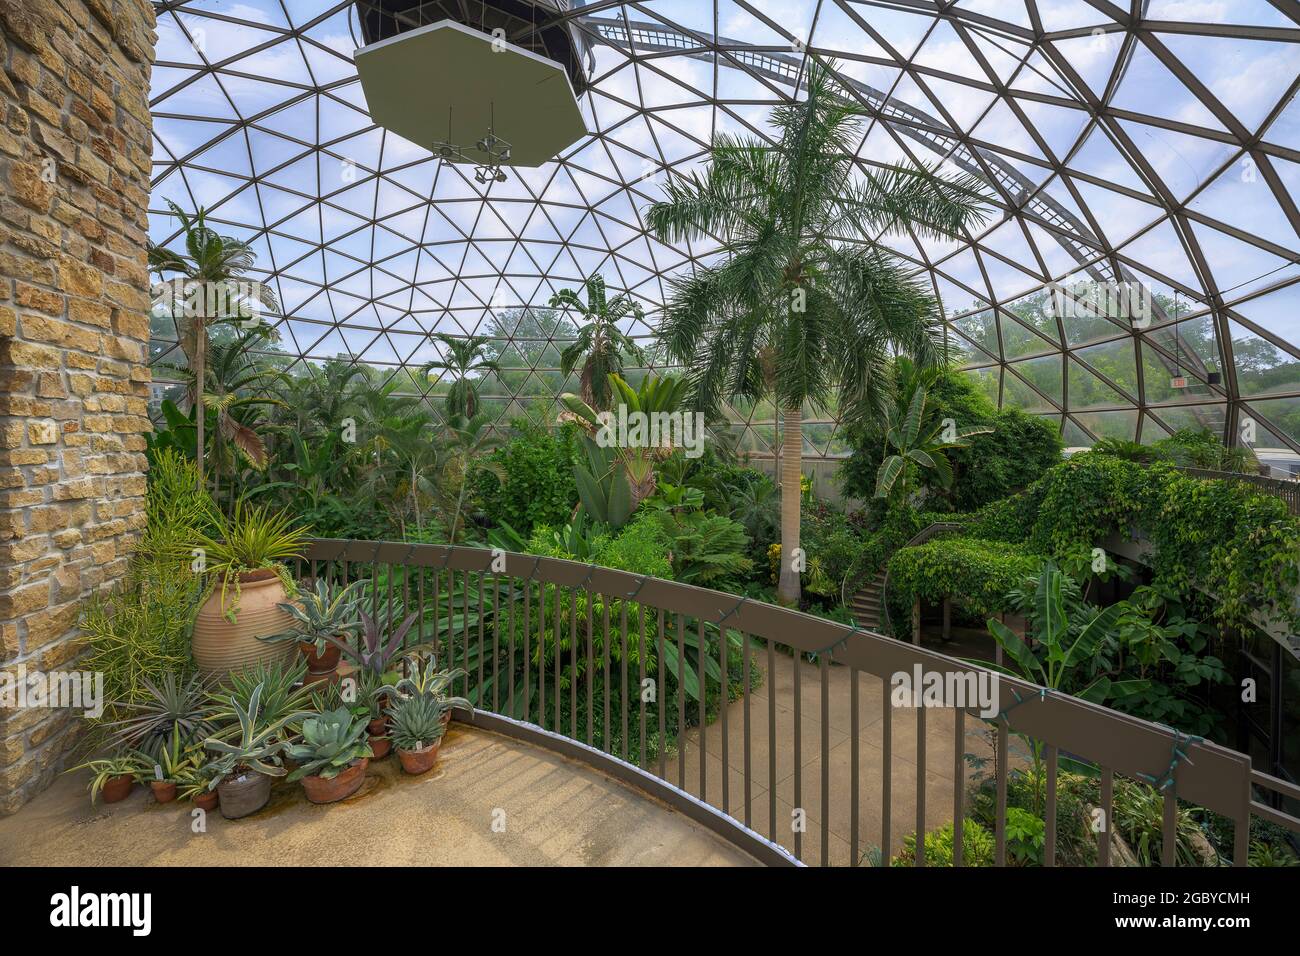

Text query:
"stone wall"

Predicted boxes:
[[0, 0, 155, 814]]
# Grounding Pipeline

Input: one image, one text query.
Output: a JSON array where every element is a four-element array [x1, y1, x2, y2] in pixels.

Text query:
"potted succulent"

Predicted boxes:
[[191, 500, 309, 681], [259, 578, 365, 678], [145, 725, 199, 804], [176, 761, 221, 811], [284, 707, 373, 804], [388, 695, 451, 775], [70, 752, 149, 805], [380, 655, 471, 729], [203, 683, 291, 819]]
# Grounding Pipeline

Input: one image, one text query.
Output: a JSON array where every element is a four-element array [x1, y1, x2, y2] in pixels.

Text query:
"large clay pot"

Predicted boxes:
[[397, 740, 441, 775], [217, 771, 273, 819], [192, 571, 296, 681], [300, 758, 368, 804]]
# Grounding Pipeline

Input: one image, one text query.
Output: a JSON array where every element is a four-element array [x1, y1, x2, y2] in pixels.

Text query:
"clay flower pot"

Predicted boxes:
[[193, 790, 219, 812], [150, 780, 178, 804], [102, 774, 134, 804], [300, 758, 368, 804], [367, 717, 387, 736], [369, 735, 391, 759], [397, 740, 441, 775], [216, 771, 273, 819], [192, 571, 296, 682], [298, 640, 341, 675]]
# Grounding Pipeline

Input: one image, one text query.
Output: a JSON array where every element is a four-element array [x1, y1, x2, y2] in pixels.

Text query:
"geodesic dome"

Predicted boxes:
[[147, 0, 1300, 464]]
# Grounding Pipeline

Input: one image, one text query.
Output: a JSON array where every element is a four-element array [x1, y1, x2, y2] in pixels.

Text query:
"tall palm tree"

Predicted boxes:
[[646, 60, 989, 604], [420, 333, 500, 419], [550, 274, 648, 409], [147, 199, 278, 488]]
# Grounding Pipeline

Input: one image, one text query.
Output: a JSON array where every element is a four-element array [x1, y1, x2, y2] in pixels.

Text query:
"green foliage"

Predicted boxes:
[[197, 499, 309, 620], [842, 368, 1062, 511], [202, 682, 292, 785], [81, 450, 211, 721], [651, 509, 753, 588], [69, 752, 153, 804], [474, 417, 580, 534], [965, 452, 1300, 635], [891, 819, 995, 867], [262, 578, 365, 653], [1112, 778, 1215, 867], [887, 535, 1043, 623], [205, 659, 314, 741], [96, 673, 213, 761]]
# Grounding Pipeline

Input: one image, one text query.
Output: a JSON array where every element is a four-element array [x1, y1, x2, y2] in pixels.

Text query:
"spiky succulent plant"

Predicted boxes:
[[387, 695, 448, 752], [283, 707, 372, 781], [262, 578, 365, 654]]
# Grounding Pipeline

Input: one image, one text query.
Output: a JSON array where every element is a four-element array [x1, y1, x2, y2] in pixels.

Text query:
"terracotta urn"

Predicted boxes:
[[192, 570, 296, 681]]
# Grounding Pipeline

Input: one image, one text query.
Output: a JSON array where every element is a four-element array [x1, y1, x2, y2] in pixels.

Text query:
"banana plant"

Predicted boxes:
[[986, 566, 1148, 704]]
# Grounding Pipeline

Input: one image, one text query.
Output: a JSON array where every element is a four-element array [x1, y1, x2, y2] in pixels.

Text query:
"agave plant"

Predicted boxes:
[[145, 723, 203, 785], [175, 759, 221, 802], [387, 694, 449, 752], [206, 659, 314, 741], [99, 672, 212, 759], [283, 708, 373, 782], [203, 683, 290, 788], [379, 655, 471, 711], [260, 578, 365, 654]]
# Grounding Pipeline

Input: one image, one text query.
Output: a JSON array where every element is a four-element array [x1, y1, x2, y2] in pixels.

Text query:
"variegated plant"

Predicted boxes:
[[202, 682, 291, 788], [261, 578, 366, 655]]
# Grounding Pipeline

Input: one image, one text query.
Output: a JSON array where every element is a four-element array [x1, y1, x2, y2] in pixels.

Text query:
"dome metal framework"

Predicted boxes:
[[148, 0, 1300, 463]]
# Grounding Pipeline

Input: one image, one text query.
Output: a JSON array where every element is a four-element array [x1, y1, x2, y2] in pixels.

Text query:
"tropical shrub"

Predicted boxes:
[[891, 819, 995, 866], [473, 417, 581, 535]]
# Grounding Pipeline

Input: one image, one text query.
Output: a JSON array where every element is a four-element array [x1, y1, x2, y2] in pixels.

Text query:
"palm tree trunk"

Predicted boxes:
[[777, 404, 802, 606], [194, 315, 206, 490]]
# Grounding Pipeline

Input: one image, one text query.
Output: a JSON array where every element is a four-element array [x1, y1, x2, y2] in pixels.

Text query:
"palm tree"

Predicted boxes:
[[439, 413, 503, 542], [874, 359, 992, 504], [147, 199, 278, 489], [420, 333, 500, 419], [645, 60, 989, 604], [549, 274, 648, 410]]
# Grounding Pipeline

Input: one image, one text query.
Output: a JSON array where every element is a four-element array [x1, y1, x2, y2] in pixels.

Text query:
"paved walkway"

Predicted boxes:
[[666, 650, 998, 866], [0, 725, 757, 867]]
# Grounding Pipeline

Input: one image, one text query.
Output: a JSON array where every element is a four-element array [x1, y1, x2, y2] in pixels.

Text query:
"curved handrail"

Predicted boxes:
[[298, 537, 1293, 863]]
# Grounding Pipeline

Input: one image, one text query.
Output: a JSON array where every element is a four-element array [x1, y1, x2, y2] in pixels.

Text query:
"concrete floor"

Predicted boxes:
[[665, 648, 1001, 867], [0, 725, 757, 867]]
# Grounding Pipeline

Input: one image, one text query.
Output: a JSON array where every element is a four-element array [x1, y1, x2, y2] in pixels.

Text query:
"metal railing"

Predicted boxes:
[[297, 538, 1300, 867], [1178, 466, 1300, 516]]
